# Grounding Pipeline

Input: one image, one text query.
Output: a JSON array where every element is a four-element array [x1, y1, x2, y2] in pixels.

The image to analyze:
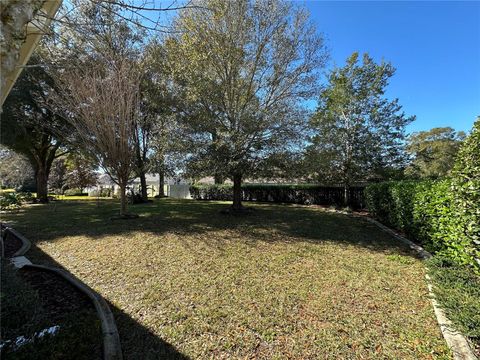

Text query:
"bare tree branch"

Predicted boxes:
[[52, 57, 141, 216]]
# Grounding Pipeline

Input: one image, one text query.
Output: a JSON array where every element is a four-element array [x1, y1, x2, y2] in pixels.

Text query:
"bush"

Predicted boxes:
[[364, 181, 422, 238], [17, 192, 34, 203], [127, 191, 145, 204], [88, 188, 112, 197], [0, 192, 21, 210], [0, 192, 34, 210], [190, 184, 365, 208], [412, 181, 459, 254], [190, 184, 235, 201], [449, 118, 480, 270], [365, 179, 479, 271], [64, 189, 88, 196]]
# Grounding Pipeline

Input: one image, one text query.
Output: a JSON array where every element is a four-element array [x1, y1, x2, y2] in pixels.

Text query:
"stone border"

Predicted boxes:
[[1, 223, 123, 360], [359, 215, 477, 360]]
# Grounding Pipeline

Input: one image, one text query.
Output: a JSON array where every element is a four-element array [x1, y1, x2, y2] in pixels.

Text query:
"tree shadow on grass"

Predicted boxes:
[[1, 199, 426, 358], [112, 304, 191, 360], [3, 198, 418, 261], [5, 243, 191, 360]]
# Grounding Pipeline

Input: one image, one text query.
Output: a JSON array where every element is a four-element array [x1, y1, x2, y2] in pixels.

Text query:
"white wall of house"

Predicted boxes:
[[85, 173, 193, 199], [166, 184, 192, 199]]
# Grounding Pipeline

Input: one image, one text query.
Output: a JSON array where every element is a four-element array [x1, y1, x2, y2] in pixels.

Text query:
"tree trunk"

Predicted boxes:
[[214, 174, 224, 184], [119, 183, 127, 216], [139, 171, 148, 201], [134, 134, 148, 202], [232, 173, 243, 210], [343, 184, 350, 207], [32, 142, 57, 203], [159, 171, 165, 197], [35, 165, 49, 203]]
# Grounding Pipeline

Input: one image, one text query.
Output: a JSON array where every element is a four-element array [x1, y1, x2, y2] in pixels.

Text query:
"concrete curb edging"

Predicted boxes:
[[362, 217, 431, 260], [1, 223, 123, 360], [1, 225, 31, 258], [360, 216, 477, 360], [0, 236, 4, 258], [6, 227, 31, 257]]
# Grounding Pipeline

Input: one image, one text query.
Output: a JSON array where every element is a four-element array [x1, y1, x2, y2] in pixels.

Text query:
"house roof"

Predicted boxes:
[[1, 0, 62, 106]]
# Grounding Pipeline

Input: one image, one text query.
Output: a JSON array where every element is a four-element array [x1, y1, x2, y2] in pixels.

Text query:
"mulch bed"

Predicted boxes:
[[14, 267, 104, 359], [1, 224, 103, 359], [3, 231, 23, 258], [19, 268, 93, 323]]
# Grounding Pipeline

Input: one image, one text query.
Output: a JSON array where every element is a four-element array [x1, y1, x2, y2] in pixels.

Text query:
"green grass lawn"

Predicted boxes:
[[427, 256, 480, 356], [2, 198, 451, 359]]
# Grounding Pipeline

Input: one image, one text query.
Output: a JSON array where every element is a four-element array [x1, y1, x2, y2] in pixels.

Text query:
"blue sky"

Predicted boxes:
[[303, 0, 480, 134]]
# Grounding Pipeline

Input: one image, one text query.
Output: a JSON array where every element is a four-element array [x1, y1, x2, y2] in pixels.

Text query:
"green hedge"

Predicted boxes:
[[190, 184, 365, 208], [88, 188, 113, 197], [190, 184, 234, 201], [365, 180, 479, 271], [63, 188, 88, 196], [449, 118, 480, 272]]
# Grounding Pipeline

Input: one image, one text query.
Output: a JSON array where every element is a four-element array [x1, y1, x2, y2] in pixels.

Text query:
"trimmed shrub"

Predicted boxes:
[[412, 181, 457, 254], [190, 184, 365, 208], [365, 179, 479, 272], [364, 181, 421, 237], [64, 188, 88, 196], [88, 188, 112, 198], [448, 119, 480, 269], [190, 184, 234, 201]]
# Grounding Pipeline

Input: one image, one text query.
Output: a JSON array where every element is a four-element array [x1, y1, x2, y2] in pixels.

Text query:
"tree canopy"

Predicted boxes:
[[1, 54, 70, 201], [405, 127, 465, 179], [166, 0, 327, 210], [306, 52, 414, 202]]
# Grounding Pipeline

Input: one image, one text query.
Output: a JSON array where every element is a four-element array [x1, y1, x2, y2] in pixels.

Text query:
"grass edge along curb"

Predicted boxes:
[[361, 216, 478, 360], [1, 223, 123, 360]]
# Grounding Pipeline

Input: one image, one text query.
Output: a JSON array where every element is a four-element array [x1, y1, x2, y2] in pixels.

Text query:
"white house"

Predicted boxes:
[[86, 173, 192, 199]]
